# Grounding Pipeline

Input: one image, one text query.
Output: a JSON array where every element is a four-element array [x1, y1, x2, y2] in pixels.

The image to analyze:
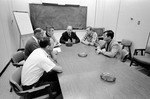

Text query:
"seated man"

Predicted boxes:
[[21, 37, 62, 94], [44, 26, 61, 47], [25, 28, 57, 61], [25, 28, 44, 58], [96, 30, 128, 61], [81, 26, 98, 46], [59, 25, 80, 44]]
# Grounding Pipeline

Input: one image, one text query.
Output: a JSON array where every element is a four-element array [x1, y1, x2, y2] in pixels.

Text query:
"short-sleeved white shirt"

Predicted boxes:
[[21, 48, 56, 86]]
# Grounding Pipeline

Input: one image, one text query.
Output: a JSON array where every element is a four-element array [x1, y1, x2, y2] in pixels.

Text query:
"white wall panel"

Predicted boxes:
[[94, 0, 105, 28], [12, 0, 28, 12], [103, 0, 121, 35], [0, 0, 15, 72], [116, 0, 150, 49]]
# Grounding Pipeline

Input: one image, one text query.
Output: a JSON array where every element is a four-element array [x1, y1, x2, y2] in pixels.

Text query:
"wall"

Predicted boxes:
[[16, 0, 150, 50], [0, 0, 29, 73], [116, 0, 150, 49], [1, 0, 150, 73], [94, 0, 105, 28], [99, 0, 121, 39], [0, 0, 16, 72]]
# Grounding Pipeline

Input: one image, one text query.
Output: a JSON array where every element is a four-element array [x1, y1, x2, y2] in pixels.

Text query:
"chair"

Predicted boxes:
[[119, 39, 132, 60], [11, 51, 25, 68], [9, 67, 54, 99], [130, 46, 150, 75], [93, 27, 105, 40], [10, 50, 26, 92]]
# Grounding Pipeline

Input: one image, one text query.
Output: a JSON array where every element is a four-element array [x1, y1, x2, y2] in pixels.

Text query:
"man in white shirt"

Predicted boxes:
[[21, 37, 62, 93]]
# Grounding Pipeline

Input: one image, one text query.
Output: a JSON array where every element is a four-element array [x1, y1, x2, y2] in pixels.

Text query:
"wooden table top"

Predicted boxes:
[[57, 43, 150, 99]]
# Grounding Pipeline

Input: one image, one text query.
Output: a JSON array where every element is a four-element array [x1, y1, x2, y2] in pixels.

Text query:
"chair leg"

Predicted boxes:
[[10, 88, 12, 92], [130, 59, 133, 66], [128, 47, 132, 60]]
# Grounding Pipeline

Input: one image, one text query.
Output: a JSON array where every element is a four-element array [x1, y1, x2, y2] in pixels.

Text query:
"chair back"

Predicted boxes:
[[9, 67, 52, 99], [145, 46, 150, 54], [12, 51, 25, 63], [9, 67, 23, 93], [93, 28, 105, 37], [121, 39, 132, 47]]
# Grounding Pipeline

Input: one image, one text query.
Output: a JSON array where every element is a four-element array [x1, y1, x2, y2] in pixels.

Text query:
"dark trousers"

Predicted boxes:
[[22, 71, 61, 94]]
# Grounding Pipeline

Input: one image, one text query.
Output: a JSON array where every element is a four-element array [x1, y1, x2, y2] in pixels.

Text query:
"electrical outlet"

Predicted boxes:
[[137, 21, 140, 25]]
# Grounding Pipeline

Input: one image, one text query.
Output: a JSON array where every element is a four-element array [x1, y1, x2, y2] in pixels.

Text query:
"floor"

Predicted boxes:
[[0, 64, 20, 99], [0, 30, 149, 99]]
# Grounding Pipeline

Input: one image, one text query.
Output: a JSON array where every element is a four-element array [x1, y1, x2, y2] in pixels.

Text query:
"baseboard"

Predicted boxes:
[[0, 59, 12, 77]]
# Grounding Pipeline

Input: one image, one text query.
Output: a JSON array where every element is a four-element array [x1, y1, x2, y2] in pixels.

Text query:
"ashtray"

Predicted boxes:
[[66, 43, 73, 47], [78, 52, 87, 57], [100, 73, 116, 82]]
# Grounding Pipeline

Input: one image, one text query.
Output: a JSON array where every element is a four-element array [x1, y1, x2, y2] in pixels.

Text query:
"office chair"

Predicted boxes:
[[93, 28, 105, 40], [9, 67, 54, 99], [118, 39, 132, 61], [130, 46, 150, 75], [130, 32, 150, 75], [121, 39, 132, 60], [10, 50, 26, 92], [11, 51, 25, 68]]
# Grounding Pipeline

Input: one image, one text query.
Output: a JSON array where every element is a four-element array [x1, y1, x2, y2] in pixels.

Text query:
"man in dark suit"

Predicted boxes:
[[59, 26, 80, 44], [24, 28, 44, 59]]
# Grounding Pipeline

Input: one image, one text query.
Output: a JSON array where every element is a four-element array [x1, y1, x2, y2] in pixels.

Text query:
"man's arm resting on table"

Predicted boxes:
[[102, 46, 119, 58], [50, 51, 57, 63], [52, 65, 63, 73]]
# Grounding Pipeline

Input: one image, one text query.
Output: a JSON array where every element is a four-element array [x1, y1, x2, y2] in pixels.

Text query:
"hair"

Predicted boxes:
[[45, 26, 54, 37], [34, 28, 43, 35], [104, 30, 114, 39], [39, 37, 51, 48], [46, 26, 54, 30], [86, 26, 93, 31], [67, 25, 72, 29]]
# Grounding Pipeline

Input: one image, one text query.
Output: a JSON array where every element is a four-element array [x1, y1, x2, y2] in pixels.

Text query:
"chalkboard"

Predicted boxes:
[[13, 11, 34, 35], [29, 4, 87, 30]]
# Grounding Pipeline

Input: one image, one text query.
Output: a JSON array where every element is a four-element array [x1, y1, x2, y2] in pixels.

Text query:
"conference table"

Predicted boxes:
[[57, 43, 150, 99]]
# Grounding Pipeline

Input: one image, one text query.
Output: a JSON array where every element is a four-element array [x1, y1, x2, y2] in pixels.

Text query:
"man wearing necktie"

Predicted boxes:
[[60, 26, 80, 44], [96, 30, 129, 61]]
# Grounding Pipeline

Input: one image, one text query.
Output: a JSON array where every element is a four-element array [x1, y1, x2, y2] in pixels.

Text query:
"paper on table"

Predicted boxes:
[[53, 47, 61, 52]]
